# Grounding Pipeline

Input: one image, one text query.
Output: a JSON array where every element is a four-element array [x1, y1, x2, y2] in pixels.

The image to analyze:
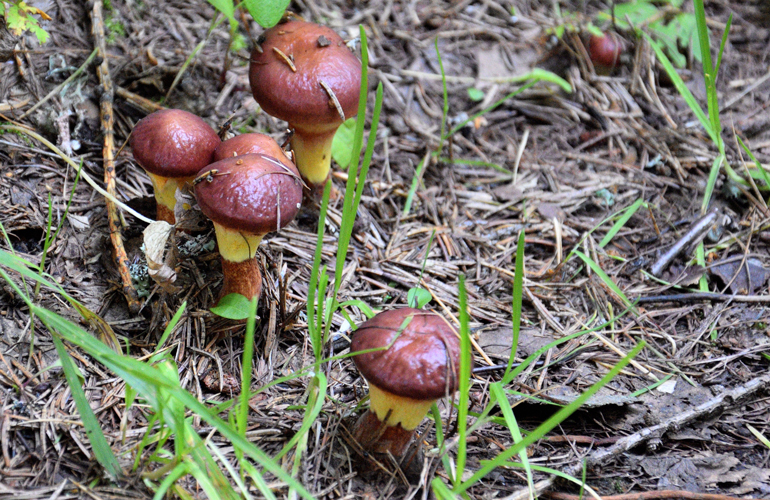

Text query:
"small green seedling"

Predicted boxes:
[[407, 230, 436, 308]]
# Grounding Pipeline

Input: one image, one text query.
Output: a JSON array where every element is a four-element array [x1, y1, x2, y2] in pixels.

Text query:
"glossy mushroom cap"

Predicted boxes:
[[131, 109, 220, 178], [351, 308, 463, 430], [195, 154, 302, 260], [588, 32, 623, 72], [249, 20, 360, 135], [130, 109, 220, 223], [213, 133, 295, 169], [249, 20, 361, 186]]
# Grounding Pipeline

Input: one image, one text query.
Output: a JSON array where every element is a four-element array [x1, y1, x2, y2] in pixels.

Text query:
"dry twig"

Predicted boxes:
[[90, 0, 140, 313]]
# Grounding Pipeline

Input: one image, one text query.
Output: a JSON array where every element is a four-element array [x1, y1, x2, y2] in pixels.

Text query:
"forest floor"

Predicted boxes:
[[1, 0, 769, 498]]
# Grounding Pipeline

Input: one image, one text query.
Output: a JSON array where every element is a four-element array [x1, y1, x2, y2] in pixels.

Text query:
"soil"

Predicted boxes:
[[1, 0, 769, 499]]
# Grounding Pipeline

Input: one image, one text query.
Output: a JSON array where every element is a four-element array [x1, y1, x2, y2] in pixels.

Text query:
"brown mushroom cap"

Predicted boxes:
[[249, 20, 361, 135], [213, 133, 296, 174], [130, 109, 221, 178], [351, 308, 464, 401], [194, 154, 302, 235]]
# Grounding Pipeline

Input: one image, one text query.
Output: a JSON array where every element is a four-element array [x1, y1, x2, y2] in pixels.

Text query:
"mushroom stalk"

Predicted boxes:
[[289, 129, 335, 188], [212, 222, 264, 300], [147, 172, 194, 225], [352, 384, 436, 457]]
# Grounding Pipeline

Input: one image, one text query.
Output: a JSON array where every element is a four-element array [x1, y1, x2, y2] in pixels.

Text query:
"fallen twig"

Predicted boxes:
[[649, 208, 719, 277], [115, 86, 165, 114], [636, 292, 770, 303], [545, 491, 757, 500], [90, 0, 140, 313], [502, 372, 770, 500]]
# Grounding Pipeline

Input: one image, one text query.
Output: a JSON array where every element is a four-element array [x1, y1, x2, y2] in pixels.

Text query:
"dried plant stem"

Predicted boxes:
[[91, 0, 140, 314]]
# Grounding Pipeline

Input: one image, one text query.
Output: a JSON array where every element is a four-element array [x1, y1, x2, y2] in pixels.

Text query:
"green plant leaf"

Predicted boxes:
[[604, 1, 658, 28], [210, 293, 254, 320], [467, 87, 485, 102], [407, 287, 432, 309], [242, 0, 290, 28], [206, 0, 235, 25], [51, 334, 123, 479], [331, 118, 357, 169]]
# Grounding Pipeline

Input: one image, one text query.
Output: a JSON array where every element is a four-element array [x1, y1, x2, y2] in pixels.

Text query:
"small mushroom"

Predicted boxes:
[[194, 153, 302, 301], [588, 32, 624, 74], [350, 308, 466, 459], [249, 20, 361, 195], [130, 109, 221, 224]]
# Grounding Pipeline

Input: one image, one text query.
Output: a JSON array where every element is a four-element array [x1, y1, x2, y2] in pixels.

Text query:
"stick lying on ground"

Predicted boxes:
[[90, 0, 140, 313], [503, 372, 770, 500]]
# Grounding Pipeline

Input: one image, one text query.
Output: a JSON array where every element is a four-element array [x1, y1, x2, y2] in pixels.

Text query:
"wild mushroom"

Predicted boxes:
[[194, 153, 302, 301], [213, 132, 293, 166], [130, 109, 221, 224], [249, 20, 360, 195], [350, 308, 465, 459], [588, 32, 624, 74]]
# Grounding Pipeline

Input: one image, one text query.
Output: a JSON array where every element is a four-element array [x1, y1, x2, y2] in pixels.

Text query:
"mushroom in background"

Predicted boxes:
[[249, 19, 361, 197], [350, 308, 467, 460], [588, 32, 624, 74], [194, 153, 302, 301], [130, 109, 221, 224]]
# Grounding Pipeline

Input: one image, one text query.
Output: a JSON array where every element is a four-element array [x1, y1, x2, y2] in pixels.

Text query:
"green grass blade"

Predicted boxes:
[[51, 333, 123, 478], [501, 308, 631, 386], [480, 461, 602, 499], [714, 14, 732, 78], [489, 383, 534, 497], [436, 38, 449, 142], [574, 250, 637, 315], [152, 302, 187, 358], [599, 198, 645, 248], [644, 32, 716, 145], [432, 476, 457, 499], [702, 154, 723, 212], [454, 274, 472, 487], [455, 341, 646, 494], [737, 136, 770, 189], [237, 297, 259, 441], [505, 231, 525, 377], [275, 372, 327, 460]]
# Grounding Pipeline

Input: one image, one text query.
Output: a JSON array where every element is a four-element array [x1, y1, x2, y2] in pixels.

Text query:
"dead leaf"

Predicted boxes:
[[709, 257, 768, 294], [143, 221, 180, 293]]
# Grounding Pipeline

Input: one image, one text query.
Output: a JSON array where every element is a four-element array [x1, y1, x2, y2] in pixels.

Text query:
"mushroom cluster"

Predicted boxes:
[[124, 17, 474, 484]]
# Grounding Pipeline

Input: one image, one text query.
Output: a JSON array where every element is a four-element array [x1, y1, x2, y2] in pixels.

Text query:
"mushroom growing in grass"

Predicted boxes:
[[249, 20, 361, 195], [130, 109, 221, 224], [350, 308, 465, 459], [194, 153, 302, 301]]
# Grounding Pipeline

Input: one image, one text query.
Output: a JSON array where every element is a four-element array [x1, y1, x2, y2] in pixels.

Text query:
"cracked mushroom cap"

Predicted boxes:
[[351, 308, 464, 401], [194, 153, 303, 235], [213, 133, 296, 174], [249, 20, 361, 134], [130, 109, 220, 178]]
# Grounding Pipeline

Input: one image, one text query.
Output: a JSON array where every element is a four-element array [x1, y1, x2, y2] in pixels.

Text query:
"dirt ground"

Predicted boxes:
[[1, 0, 770, 498]]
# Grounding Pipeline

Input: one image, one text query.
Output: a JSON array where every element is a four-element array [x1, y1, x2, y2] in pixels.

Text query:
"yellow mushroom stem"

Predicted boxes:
[[290, 128, 336, 187], [368, 384, 435, 431], [212, 222, 266, 301], [146, 172, 195, 225]]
